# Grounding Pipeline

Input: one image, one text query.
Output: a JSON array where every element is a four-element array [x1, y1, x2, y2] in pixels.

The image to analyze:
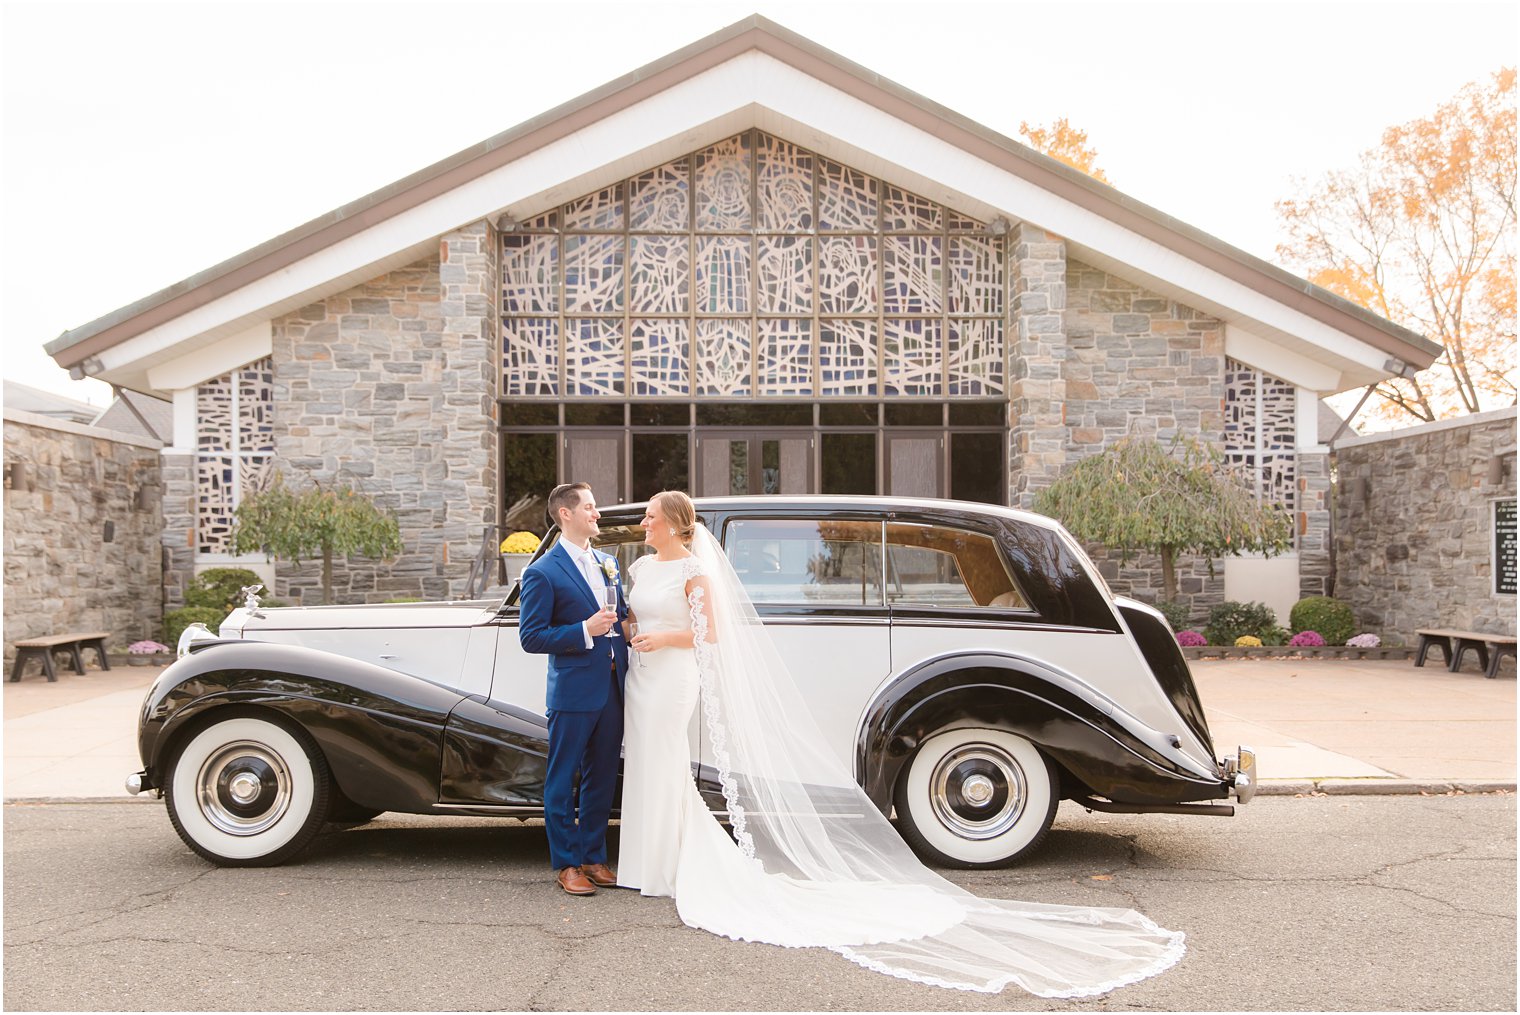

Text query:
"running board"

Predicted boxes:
[[1073, 795, 1235, 817]]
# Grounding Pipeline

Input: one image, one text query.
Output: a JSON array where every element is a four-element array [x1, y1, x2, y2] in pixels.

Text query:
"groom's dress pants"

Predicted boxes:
[[544, 666, 623, 871]]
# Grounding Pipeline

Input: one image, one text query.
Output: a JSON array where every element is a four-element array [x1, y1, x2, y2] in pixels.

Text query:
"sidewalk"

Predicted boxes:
[[2, 657, 1513, 801]]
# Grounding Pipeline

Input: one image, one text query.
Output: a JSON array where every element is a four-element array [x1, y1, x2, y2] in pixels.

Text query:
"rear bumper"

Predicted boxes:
[[1222, 746, 1258, 804]]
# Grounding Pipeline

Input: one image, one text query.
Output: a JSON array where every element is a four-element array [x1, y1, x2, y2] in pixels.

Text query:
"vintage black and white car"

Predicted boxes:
[[130, 495, 1256, 868]]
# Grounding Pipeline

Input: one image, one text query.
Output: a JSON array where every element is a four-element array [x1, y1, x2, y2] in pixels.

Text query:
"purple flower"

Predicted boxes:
[[127, 640, 171, 654], [1175, 630, 1207, 647], [1288, 631, 1326, 647], [1346, 633, 1381, 648]]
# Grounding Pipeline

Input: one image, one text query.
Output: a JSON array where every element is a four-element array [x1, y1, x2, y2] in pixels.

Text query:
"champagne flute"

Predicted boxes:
[[600, 584, 620, 638]]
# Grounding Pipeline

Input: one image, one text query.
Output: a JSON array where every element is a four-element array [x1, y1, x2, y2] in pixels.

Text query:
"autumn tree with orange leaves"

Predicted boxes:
[[1276, 68, 1516, 424], [1019, 118, 1111, 183]]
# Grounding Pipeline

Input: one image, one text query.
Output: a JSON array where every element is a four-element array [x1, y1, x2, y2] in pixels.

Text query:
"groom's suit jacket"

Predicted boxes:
[[518, 539, 629, 712]]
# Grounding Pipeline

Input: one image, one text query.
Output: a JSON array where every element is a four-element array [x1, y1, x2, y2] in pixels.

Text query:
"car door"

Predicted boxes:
[[709, 515, 890, 775]]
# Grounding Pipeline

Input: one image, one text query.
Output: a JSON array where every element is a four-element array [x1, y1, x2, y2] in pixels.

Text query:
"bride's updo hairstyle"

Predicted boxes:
[[652, 490, 697, 546]]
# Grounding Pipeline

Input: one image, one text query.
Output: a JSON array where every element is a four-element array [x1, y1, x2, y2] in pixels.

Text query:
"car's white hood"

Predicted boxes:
[[223, 600, 502, 636]]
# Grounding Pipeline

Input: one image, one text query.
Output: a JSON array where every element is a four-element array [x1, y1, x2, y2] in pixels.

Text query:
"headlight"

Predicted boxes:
[[176, 622, 216, 659]]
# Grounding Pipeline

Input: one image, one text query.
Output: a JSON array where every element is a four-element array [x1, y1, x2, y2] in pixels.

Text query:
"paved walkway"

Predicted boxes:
[[3, 657, 1513, 801]]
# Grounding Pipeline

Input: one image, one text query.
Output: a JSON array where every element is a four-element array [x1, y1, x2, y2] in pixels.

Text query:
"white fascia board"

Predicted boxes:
[[1224, 324, 1343, 392], [169, 388, 196, 454], [95, 50, 1399, 381], [145, 321, 273, 391], [1296, 388, 1326, 452]]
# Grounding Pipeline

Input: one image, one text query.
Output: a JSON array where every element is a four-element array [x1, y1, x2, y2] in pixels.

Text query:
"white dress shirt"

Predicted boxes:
[[564, 539, 606, 649]]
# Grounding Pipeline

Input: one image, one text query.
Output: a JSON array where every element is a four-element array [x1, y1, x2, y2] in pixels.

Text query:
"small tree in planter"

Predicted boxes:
[[231, 474, 403, 606], [1034, 436, 1292, 600]]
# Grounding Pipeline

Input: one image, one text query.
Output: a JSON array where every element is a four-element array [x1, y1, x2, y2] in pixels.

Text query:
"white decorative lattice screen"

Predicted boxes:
[[1224, 357, 1297, 514], [501, 130, 1006, 399], [196, 358, 274, 554]]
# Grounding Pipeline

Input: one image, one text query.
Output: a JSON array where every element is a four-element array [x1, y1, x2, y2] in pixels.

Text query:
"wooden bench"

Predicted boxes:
[[1414, 628, 1517, 680], [9, 632, 112, 683]]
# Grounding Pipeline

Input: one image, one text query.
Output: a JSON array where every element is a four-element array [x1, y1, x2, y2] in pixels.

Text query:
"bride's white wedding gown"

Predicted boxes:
[[614, 545, 1185, 996], [617, 554, 957, 945]]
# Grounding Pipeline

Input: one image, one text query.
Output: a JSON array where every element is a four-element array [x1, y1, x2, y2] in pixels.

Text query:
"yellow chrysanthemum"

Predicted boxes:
[[500, 531, 541, 554], [1234, 635, 1263, 648]]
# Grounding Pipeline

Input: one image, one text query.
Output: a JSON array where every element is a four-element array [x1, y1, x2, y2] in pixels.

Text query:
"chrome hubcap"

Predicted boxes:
[[929, 743, 1026, 840], [196, 740, 292, 836]]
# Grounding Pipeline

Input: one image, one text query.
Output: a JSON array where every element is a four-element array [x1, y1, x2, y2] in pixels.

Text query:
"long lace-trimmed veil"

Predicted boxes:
[[684, 523, 1184, 997]]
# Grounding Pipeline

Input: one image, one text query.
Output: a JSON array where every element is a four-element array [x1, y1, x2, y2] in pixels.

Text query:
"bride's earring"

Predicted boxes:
[[669, 528, 677, 537]]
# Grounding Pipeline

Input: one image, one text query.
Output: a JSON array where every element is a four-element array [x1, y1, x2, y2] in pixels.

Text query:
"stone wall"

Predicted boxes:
[[264, 223, 499, 605], [4, 410, 164, 658], [1334, 407, 1517, 642], [1058, 257, 1229, 617]]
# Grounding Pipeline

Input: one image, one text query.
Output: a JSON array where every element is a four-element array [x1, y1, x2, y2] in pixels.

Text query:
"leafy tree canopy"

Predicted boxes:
[[232, 474, 403, 604], [1033, 436, 1292, 599]]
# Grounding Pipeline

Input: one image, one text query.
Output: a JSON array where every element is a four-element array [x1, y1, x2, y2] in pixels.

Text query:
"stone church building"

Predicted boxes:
[[45, 17, 1440, 615]]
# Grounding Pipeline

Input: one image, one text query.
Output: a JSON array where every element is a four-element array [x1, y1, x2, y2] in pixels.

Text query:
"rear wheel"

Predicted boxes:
[[165, 713, 331, 867], [894, 727, 1059, 868]]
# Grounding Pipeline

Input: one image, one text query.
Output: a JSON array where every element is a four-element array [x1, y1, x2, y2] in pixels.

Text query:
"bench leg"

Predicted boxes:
[[1488, 644, 1515, 679], [42, 649, 57, 682], [1450, 639, 1490, 674], [1415, 635, 1450, 668], [10, 649, 33, 682], [65, 644, 86, 675], [87, 639, 111, 671]]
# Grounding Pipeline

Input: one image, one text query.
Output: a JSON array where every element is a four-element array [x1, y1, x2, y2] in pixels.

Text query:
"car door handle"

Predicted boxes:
[[379, 653, 398, 660]]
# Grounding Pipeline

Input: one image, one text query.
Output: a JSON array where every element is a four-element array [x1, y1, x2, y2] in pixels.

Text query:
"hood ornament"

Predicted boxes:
[[240, 583, 266, 618]]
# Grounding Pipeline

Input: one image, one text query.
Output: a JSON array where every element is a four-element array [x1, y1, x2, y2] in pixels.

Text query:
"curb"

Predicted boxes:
[[1257, 779, 1515, 796]]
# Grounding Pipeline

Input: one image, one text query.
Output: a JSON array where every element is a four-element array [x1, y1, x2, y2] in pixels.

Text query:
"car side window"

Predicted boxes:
[[884, 522, 1030, 610], [722, 519, 884, 605], [590, 525, 655, 576]]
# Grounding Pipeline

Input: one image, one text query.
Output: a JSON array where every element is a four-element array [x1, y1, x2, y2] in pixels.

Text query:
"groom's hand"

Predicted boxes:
[[585, 609, 617, 638]]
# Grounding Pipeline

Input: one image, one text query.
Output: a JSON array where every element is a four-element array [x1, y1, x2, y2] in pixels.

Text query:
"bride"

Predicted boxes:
[[615, 491, 1184, 997]]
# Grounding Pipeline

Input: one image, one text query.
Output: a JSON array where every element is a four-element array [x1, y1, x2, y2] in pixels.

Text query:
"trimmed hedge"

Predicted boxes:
[[165, 607, 230, 647], [1203, 600, 1279, 646], [1290, 596, 1356, 647]]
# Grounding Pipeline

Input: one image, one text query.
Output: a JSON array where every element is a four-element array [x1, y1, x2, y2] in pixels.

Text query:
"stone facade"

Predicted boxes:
[[1333, 408, 1517, 642], [230, 222, 500, 606], [1007, 223, 1067, 509], [4, 411, 164, 658], [1056, 257, 1230, 618], [1297, 451, 1332, 600]]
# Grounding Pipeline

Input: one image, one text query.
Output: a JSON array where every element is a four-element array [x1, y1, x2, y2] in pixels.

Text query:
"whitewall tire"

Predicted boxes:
[[894, 727, 1059, 868], [165, 713, 332, 867]]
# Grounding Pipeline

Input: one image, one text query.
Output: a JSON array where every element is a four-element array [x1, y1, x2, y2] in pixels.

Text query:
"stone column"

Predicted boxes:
[[1298, 450, 1332, 599], [1008, 222, 1068, 509], [437, 220, 501, 599]]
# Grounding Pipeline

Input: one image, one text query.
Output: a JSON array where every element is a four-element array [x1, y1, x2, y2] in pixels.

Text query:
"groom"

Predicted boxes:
[[518, 482, 629, 896]]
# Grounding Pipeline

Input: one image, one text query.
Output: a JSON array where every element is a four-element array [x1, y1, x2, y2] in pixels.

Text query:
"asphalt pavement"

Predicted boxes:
[[2, 654, 1514, 1011], [4, 795, 1514, 1011]]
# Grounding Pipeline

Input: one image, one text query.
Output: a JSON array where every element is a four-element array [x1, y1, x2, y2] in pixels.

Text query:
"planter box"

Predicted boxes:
[[500, 552, 534, 586], [1180, 645, 1414, 662]]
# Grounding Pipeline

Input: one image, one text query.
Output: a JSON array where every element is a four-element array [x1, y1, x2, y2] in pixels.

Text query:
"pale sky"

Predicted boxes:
[[2, 0, 1515, 409]]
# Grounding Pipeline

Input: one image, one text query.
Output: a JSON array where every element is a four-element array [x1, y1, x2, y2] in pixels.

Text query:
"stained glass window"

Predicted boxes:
[[501, 129, 1006, 399], [195, 357, 275, 554], [1224, 357, 1297, 516]]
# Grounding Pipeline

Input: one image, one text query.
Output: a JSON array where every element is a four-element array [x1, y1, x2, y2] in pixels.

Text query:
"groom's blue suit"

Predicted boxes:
[[518, 539, 629, 872]]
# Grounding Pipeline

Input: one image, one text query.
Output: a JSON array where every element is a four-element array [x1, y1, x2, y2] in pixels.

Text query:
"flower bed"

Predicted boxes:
[[1180, 645, 1413, 661]]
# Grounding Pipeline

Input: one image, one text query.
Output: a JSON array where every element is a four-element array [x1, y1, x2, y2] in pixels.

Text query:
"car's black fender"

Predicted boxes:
[[139, 640, 468, 814], [855, 652, 1228, 812]]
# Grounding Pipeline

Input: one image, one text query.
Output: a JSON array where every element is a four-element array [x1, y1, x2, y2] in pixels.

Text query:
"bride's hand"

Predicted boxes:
[[630, 631, 666, 653]]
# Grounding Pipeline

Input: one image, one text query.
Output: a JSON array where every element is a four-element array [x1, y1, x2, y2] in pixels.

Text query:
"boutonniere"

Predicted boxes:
[[601, 557, 619, 581]]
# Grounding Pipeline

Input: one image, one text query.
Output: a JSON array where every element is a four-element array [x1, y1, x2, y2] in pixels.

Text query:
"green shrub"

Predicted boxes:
[[1204, 600, 1279, 646], [1260, 625, 1291, 647], [185, 568, 264, 612], [165, 607, 230, 646], [1153, 600, 1192, 632], [1290, 596, 1356, 646]]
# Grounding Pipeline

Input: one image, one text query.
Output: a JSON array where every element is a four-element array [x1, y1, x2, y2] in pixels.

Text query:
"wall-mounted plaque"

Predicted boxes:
[[1496, 499, 1517, 596]]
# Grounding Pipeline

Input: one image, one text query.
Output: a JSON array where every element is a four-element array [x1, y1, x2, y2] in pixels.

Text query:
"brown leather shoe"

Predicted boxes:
[[580, 863, 617, 887], [557, 866, 596, 895]]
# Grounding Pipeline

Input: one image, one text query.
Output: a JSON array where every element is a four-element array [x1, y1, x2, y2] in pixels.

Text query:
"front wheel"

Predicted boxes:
[[894, 727, 1059, 868], [165, 713, 332, 866]]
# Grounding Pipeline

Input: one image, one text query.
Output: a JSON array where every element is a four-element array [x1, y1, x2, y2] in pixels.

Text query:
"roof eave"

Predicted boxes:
[[44, 13, 1441, 374]]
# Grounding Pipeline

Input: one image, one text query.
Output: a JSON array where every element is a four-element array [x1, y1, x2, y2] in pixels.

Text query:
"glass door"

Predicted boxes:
[[697, 433, 812, 496]]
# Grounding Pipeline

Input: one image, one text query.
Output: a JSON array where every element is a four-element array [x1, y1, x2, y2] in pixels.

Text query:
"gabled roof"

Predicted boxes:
[[45, 15, 1440, 390]]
